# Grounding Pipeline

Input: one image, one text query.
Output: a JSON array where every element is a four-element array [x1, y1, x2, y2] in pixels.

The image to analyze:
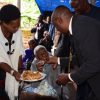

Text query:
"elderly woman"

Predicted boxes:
[[31, 45, 76, 100], [31, 45, 59, 87]]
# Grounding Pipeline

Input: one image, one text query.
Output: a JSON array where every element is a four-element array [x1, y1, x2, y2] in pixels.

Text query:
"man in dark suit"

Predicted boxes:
[[55, 0, 100, 72], [70, 0, 100, 21], [47, 5, 100, 100]]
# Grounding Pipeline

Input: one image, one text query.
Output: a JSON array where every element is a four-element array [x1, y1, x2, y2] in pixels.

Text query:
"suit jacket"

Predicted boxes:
[[60, 15, 100, 100]]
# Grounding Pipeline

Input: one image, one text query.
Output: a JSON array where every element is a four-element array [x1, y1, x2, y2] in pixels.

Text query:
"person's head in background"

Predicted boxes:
[[51, 5, 72, 34], [37, 14, 44, 24], [0, 4, 21, 35], [43, 31, 50, 39], [43, 15, 51, 24], [28, 39, 37, 50], [69, 0, 91, 14], [34, 45, 49, 62], [46, 16, 51, 24]]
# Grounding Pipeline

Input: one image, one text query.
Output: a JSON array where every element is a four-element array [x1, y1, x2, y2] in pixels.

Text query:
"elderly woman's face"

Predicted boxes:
[[36, 48, 49, 62]]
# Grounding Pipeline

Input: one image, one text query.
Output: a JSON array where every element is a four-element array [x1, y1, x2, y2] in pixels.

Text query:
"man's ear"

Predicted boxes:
[[56, 17, 63, 24]]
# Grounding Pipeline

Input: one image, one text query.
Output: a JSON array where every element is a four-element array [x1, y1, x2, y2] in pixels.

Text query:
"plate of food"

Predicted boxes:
[[20, 70, 46, 82]]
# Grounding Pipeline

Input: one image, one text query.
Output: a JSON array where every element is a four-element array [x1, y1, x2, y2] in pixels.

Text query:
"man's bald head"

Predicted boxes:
[[51, 5, 72, 34], [51, 5, 72, 23]]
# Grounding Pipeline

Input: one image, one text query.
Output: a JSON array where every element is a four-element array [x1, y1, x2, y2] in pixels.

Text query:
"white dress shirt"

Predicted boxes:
[[57, 16, 74, 82]]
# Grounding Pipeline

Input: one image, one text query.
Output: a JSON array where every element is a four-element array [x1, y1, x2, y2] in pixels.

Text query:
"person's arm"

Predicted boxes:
[[0, 62, 20, 81], [47, 56, 71, 69], [47, 56, 76, 80], [70, 20, 100, 85], [18, 55, 25, 73]]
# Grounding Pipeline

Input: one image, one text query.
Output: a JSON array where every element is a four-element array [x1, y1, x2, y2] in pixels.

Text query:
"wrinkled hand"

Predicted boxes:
[[13, 70, 21, 81], [36, 61, 44, 72], [51, 63, 58, 70], [56, 73, 70, 86]]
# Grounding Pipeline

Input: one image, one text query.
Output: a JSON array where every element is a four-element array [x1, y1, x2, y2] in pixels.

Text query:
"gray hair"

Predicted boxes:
[[34, 45, 47, 56]]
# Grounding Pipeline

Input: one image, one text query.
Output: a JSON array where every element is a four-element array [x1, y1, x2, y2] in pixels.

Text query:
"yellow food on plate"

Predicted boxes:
[[22, 70, 42, 80]]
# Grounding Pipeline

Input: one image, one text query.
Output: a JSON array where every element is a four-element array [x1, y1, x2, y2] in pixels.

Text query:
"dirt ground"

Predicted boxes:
[[22, 30, 34, 49]]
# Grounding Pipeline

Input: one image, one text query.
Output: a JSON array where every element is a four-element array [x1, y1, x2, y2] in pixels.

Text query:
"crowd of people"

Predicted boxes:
[[0, 0, 100, 100]]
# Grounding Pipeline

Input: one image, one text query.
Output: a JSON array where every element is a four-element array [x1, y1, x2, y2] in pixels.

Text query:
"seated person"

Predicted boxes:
[[31, 15, 50, 43], [31, 45, 59, 87], [31, 45, 76, 100], [22, 39, 37, 69], [39, 31, 53, 52]]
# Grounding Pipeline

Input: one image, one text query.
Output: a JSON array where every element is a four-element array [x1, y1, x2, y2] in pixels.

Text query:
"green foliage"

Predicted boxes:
[[2, 0, 40, 29], [21, 0, 40, 29]]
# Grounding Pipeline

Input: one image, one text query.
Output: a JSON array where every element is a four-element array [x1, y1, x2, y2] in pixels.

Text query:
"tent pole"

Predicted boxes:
[[17, 0, 21, 10]]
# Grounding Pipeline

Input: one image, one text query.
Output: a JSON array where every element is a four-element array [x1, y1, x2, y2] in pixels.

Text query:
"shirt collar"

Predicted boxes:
[[69, 16, 73, 35]]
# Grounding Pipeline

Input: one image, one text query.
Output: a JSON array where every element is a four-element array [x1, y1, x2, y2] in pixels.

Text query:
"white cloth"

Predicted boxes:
[[68, 16, 75, 82], [57, 17, 74, 83], [34, 30, 38, 40], [68, 16, 73, 35], [0, 26, 24, 100]]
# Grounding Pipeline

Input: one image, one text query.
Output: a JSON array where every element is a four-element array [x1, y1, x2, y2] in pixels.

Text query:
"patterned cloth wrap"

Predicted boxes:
[[34, 80, 58, 97]]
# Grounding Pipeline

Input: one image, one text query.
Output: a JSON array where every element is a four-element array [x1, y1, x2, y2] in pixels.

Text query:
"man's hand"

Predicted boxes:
[[47, 56, 58, 64], [56, 73, 70, 85], [36, 61, 44, 72], [47, 56, 58, 70], [51, 63, 58, 70]]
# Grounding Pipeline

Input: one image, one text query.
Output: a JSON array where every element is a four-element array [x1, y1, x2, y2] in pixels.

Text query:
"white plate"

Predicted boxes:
[[20, 72, 46, 82]]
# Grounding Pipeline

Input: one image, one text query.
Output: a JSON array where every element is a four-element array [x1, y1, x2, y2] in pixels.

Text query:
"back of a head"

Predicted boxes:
[[28, 39, 37, 45], [52, 5, 72, 23], [38, 14, 44, 23], [0, 4, 20, 23]]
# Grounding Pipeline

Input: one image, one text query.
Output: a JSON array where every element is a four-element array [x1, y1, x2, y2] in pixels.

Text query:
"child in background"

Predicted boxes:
[[22, 39, 37, 70], [39, 31, 53, 52]]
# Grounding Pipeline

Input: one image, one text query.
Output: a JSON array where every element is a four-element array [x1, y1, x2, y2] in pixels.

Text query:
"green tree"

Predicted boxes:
[[2, 0, 40, 29], [21, 0, 40, 29]]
